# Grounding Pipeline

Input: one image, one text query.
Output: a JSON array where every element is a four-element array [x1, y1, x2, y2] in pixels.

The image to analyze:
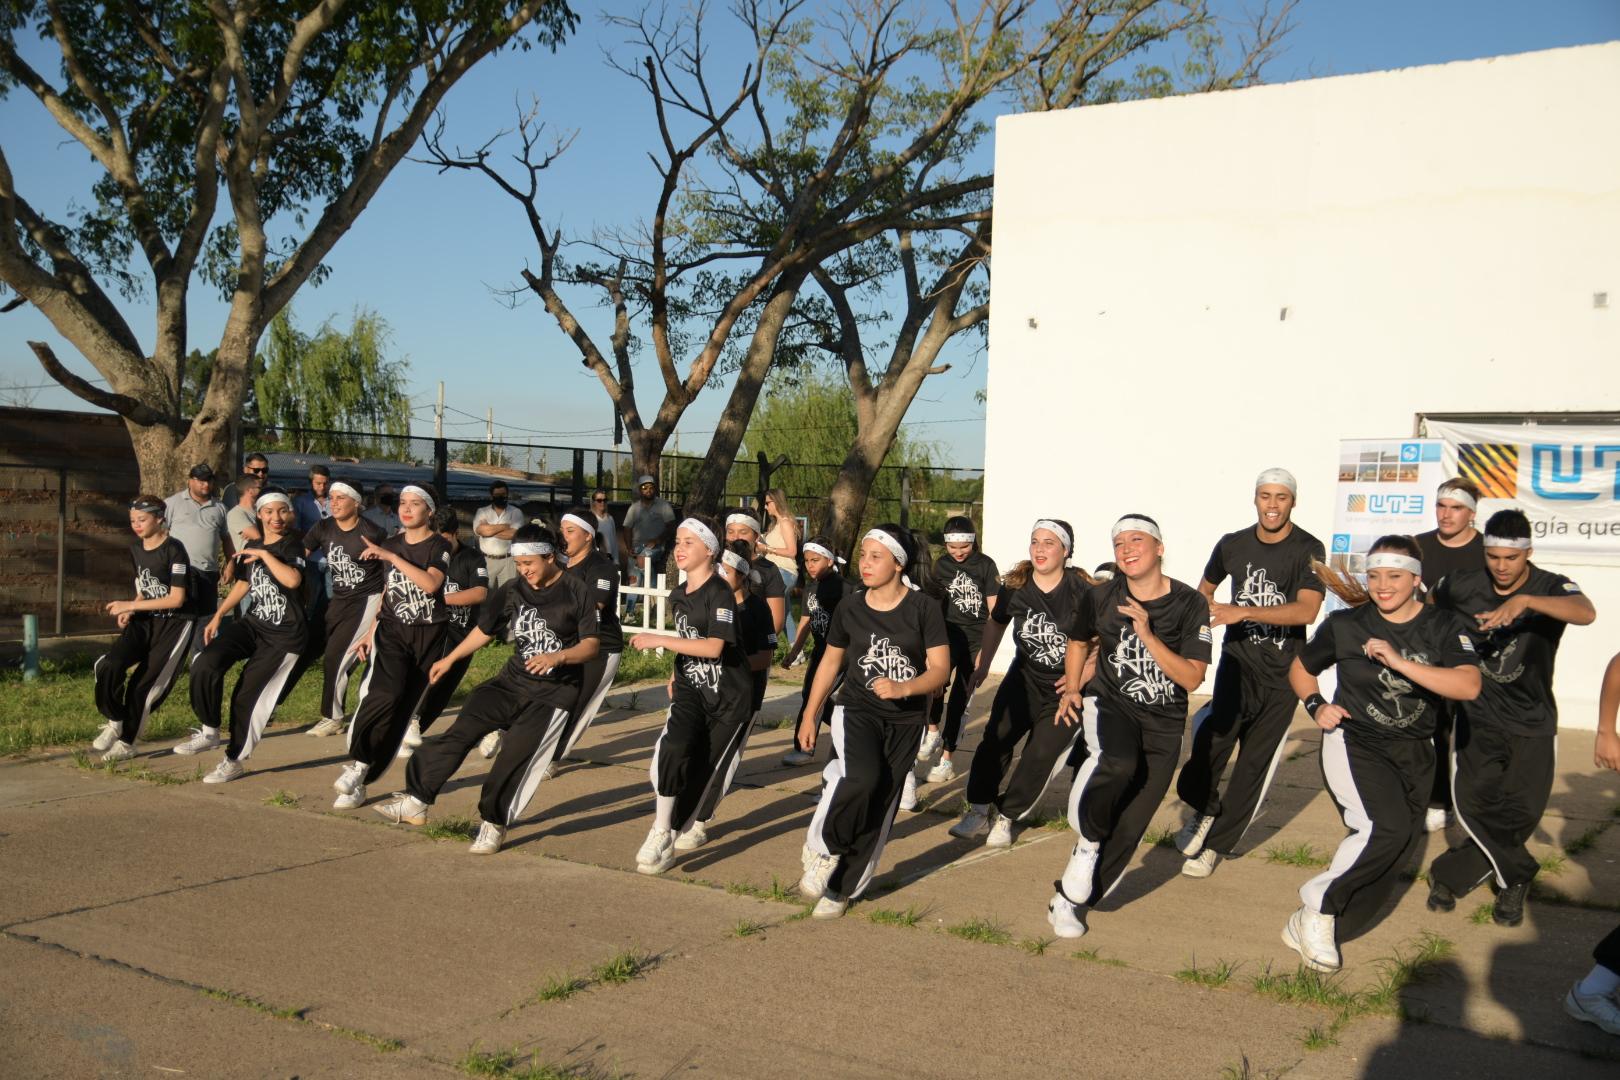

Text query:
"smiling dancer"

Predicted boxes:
[[298, 477, 387, 739], [780, 537, 847, 767], [919, 515, 999, 785]]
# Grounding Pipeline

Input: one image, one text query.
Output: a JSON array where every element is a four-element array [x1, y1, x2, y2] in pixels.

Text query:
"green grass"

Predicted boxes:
[[1400, 866, 1430, 885], [1140, 826, 1176, 848], [1469, 902, 1495, 925], [201, 987, 307, 1020], [945, 916, 1012, 946], [1251, 931, 1455, 1048], [1175, 957, 1240, 989], [1300, 1025, 1339, 1050], [70, 749, 201, 785], [1264, 842, 1329, 868], [866, 905, 926, 928], [420, 816, 480, 842], [1250, 965, 1360, 1012], [612, 646, 675, 685], [724, 876, 796, 904], [1360, 933, 1453, 1017], [1029, 812, 1070, 832], [457, 1048, 601, 1079], [590, 949, 653, 985], [1538, 852, 1568, 877], [1018, 936, 1055, 956], [731, 919, 768, 938], [1564, 824, 1607, 856], [528, 973, 589, 1004], [1071, 947, 1128, 968], [263, 789, 301, 808]]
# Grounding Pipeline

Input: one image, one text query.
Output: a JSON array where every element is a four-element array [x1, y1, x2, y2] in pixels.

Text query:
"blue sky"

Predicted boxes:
[[2, 0, 1617, 468]]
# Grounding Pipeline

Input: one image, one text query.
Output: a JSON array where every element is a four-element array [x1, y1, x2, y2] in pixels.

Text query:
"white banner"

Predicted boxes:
[[1421, 419, 1620, 566], [1329, 438, 1448, 572]]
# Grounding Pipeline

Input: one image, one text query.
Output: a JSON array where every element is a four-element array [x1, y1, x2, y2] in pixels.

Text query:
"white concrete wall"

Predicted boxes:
[[983, 43, 1620, 726]]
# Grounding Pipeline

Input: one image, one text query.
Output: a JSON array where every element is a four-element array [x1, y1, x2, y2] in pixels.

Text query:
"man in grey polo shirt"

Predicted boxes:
[[166, 464, 232, 651]]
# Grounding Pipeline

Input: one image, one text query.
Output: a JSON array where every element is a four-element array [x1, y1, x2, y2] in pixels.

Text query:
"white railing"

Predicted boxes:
[[617, 555, 678, 636]]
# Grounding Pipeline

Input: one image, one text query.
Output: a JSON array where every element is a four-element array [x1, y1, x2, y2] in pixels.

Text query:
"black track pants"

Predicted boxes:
[[1430, 716, 1555, 893], [405, 668, 572, 827], [1596, 924, 1620, 973], [347, 620, 447, 783], [805, 707, 924, 901], [412, 652, 472, 734], [649, 691, 752, 835], [1430, 705, 1455, 810], [928, 623, 980, 752], [94, 617, 195, 744], [557, 651, 623, 760], [317, 593, 381, 721], [1062, 703, 1182, 905], [1174, 653, 1297, 855], [965, 661, 1081, 822], [189, 620, 303, 762], [799, 644, 839, 733]]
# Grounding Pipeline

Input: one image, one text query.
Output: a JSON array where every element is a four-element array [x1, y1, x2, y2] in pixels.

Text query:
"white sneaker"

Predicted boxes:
[[1175, 814, 1215, 856], [812, 895, 849, 919], [173, 727, 219, 756], [307, 717, 344, 737], [479, 731, 503, 759], [673, 820, 709, 851], [1061, 838, 1101, 904], [1182, 849, 1221, 878], [1565, 984, 1620, 1036], [801, 843, 817, 871], [780, 747, 814, 767], [799, 852, 839, 900], [333, 761, 367, 795], [899, 770, 919, 812], [1424, 807, 1452, 833], [333, 784, 367, 810], [986, 813, 1015, 849], [403, 718, 423, 749], [949, 804, 993, 841], [916, 729, 943, 762], [542, 761, 559, 780], [1047, 893, 1088, 939], [92, 721, 120, 752], [101, 740, 135, 764], [1282, 906, 1340, 973], [202, 757, 244, 784], [926, 759, 956, 784], [469, 821, 506, 855], [635, 827, 675, 875], [373, 794, 428, 825]]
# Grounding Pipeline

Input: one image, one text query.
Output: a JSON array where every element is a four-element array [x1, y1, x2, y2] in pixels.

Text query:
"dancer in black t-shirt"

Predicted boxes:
[[179, 489, 308, 783], [725, 509, 788, 637], [1174, 469, 1325, 877], [297, 478, 387, 738], [950, 519, 1089, 848], [798, 525, 949, 918], [1283, 535, 1481, 972], [1426, 510, 1595, 926], [544, 507, 627, 773], [374, 524, 598, 854], [91, 495, 196, 762], [919, 515, 999, 784], [1048, 515, 1211, 940], [779, 538, 847, 767], [400, 507, 489, 756], [331, 485, 450, 809]]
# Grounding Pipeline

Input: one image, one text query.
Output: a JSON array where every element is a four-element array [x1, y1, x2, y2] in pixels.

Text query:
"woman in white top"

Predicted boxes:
[[759, 487, 800, 647]]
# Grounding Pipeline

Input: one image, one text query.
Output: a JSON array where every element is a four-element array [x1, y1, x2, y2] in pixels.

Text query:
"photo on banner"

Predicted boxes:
[[1330, 439, 1446, 572]]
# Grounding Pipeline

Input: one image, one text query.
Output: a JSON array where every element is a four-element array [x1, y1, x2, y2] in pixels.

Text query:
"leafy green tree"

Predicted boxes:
[[254, 308, 411, 459], [0, 1, 577, 493]]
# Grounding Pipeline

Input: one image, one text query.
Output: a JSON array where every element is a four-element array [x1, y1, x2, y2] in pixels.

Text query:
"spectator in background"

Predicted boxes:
[[621, 474, 676, 615], [474, 480, 525, 588], [294, 465, 332, 532], [294, 464, 334, 609], [165, 464, 232, 635], [221, 452, 270, 509], [225, 474, 263, 560], [363, 483, 401, 534], [590, 488, 618, 566], [759, 487, 800, 647]]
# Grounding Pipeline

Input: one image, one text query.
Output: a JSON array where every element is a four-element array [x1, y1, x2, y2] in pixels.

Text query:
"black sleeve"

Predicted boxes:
[[742, 600, 773, 655], [826, 599, 854, 650], [1430, 573, 1455, 613], [919, 593, 949, 650], [981, 556, 1001, 599], [1068, 587, 1097, 640], [165, 541, 191, 591], [708, 585, 738, 645], [1202, 536, 1227, 588], [758, 563, 786, 599], [991, 584, 1016, 625], [1294, 538, 1327, 599], [302, 519, 326, 555], [571, 577, 599, 641], [1435, 611, 1478, 669], [1300, 616, 1339, 676], [1180, 593, 1214, 663], [476, 582, 514, 639]]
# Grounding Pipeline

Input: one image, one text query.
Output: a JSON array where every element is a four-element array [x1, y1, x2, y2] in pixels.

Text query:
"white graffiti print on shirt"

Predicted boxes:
[[858, 633, 918, 690], [248, 563, 287, 625], [1236, 562, 1288, 648], [135, 566, 169, 601], [444, 578, 471, 627], [1109, 630, 1176, 705], [386, 566, 437, 623], [511, 606, 562, 670], [806, 590, 830, 638], [327, 542, 367, 591], [1368, 649, 1429, 729], [1017, 611, 1068, 668], [1481, 633, 1523, 685], [674, 611, 721, 694], [946, 570, 984, 618]]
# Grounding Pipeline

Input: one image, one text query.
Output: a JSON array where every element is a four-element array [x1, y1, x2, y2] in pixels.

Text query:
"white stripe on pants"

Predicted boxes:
[[1300, 728, 1374, 914]]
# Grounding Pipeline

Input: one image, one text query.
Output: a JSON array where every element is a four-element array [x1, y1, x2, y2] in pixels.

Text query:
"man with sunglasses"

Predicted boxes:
[[222, 453, 271, 509], [589, 489, 618, 570]]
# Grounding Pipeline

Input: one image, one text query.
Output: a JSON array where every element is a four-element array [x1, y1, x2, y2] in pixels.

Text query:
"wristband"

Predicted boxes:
[[1303, 693, 1327, 719]]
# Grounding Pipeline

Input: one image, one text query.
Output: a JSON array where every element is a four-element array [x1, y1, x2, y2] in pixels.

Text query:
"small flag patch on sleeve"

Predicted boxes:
[[716, 608, 733, 623]]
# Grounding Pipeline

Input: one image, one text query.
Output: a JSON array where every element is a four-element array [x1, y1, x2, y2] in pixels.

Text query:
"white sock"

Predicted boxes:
[[654, 795, 675, 832], [1577, 965, 1620, 997], [202, 725, 219, 739]]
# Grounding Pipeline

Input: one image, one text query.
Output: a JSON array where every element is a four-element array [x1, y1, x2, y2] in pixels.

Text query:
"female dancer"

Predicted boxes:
[[1280, 535, 1480, 971], [331, 484, 451, 809], [779, 538, 847, 767], [373, 524, 598, 854], [797, 525, 949, 918], [401, 506, 489, 755], [630, 516, 754, 874], [178, 489, 308, 783], [1048, 514, 1212, 940], [724, 509, 788, 637], [919, 515, 999, 783], [759, 488, 800, 646], [546, 505, 625, 771], [91, 495, 196, 762], [949, 520, 1088, 848], [300, 478, 388, 739]]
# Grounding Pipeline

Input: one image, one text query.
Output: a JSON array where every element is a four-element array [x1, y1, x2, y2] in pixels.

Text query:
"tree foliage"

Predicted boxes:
[[253, 308, 411, 459]]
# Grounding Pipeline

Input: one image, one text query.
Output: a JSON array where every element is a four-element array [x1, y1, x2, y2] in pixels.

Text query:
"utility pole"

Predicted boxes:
[[435, 382, 444, 438], [486, 407, 494, 466]]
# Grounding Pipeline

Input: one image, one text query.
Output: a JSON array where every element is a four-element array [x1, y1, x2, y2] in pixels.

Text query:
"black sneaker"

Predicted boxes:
[[1493, 881, 1530, 926], [1426, 880, 1457, 913]]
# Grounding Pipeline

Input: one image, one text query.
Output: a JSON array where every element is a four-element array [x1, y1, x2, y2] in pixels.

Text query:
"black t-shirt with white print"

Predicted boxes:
[[1415, 529, 1485, 591], [803, 569, 847, 648], [477, 571, 598, 708], [935, 551, 1001, 631], [566, 547, 623, 654], [129, 537, 194, 620], [1202, 524, 1326, 688], [739, 591, 777, 708], [1300, 603, 1477, 742], [829, 588, 949, 725], [379, 532, 452, 626], [1433, 565, 1581, 737], [747, 556, 787, 603], [239, 536, 308, 646], [1071, 575, 1213, 731], [670, 573, 753, 713], [303, 516, 388, 598], [992, 571, 1091, 676], [442, 545, 488, 643]]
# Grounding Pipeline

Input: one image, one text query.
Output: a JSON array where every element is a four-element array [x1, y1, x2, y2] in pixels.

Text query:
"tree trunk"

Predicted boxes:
[[124, 420, 187, 497], [821, 422, 900, 557]]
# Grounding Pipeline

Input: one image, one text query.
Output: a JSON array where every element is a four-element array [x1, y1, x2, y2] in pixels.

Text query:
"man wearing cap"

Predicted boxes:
[[1172, 468, 1325, 879], [166, 464, 233, 647], [621, 475, 676, 614], [474, 480, 526, 588]]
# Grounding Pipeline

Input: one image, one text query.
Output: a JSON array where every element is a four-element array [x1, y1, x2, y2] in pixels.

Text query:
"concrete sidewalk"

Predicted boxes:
[[3, 678, 1618, 1078]]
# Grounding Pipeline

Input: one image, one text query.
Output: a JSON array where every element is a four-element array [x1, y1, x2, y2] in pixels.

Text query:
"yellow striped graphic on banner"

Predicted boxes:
[[1458, 443, 1518, 499]]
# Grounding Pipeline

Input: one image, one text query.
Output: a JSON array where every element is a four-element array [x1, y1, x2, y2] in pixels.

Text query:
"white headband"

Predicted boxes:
[[255, 492, 291, 511], [943, 532, 975, 543], [511, 541, 555, 557], [1365, 552, 1421, 575], [1032, 519, 1072, 552], [803, 541, 847, 567], [1111, 516, 1161, 542], [1255, 467, 1298, 494], [561, 512, 595, 536], [679, 518, 719, 555], [1437, 487, 1478, 511], [1483, 535, 1532, 550], [328, 481, 361, 504], [726, 513, 762, 534], [864, 528, 908, 565], [400, 484, 436, 513], [720, 549, 750, 574]]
